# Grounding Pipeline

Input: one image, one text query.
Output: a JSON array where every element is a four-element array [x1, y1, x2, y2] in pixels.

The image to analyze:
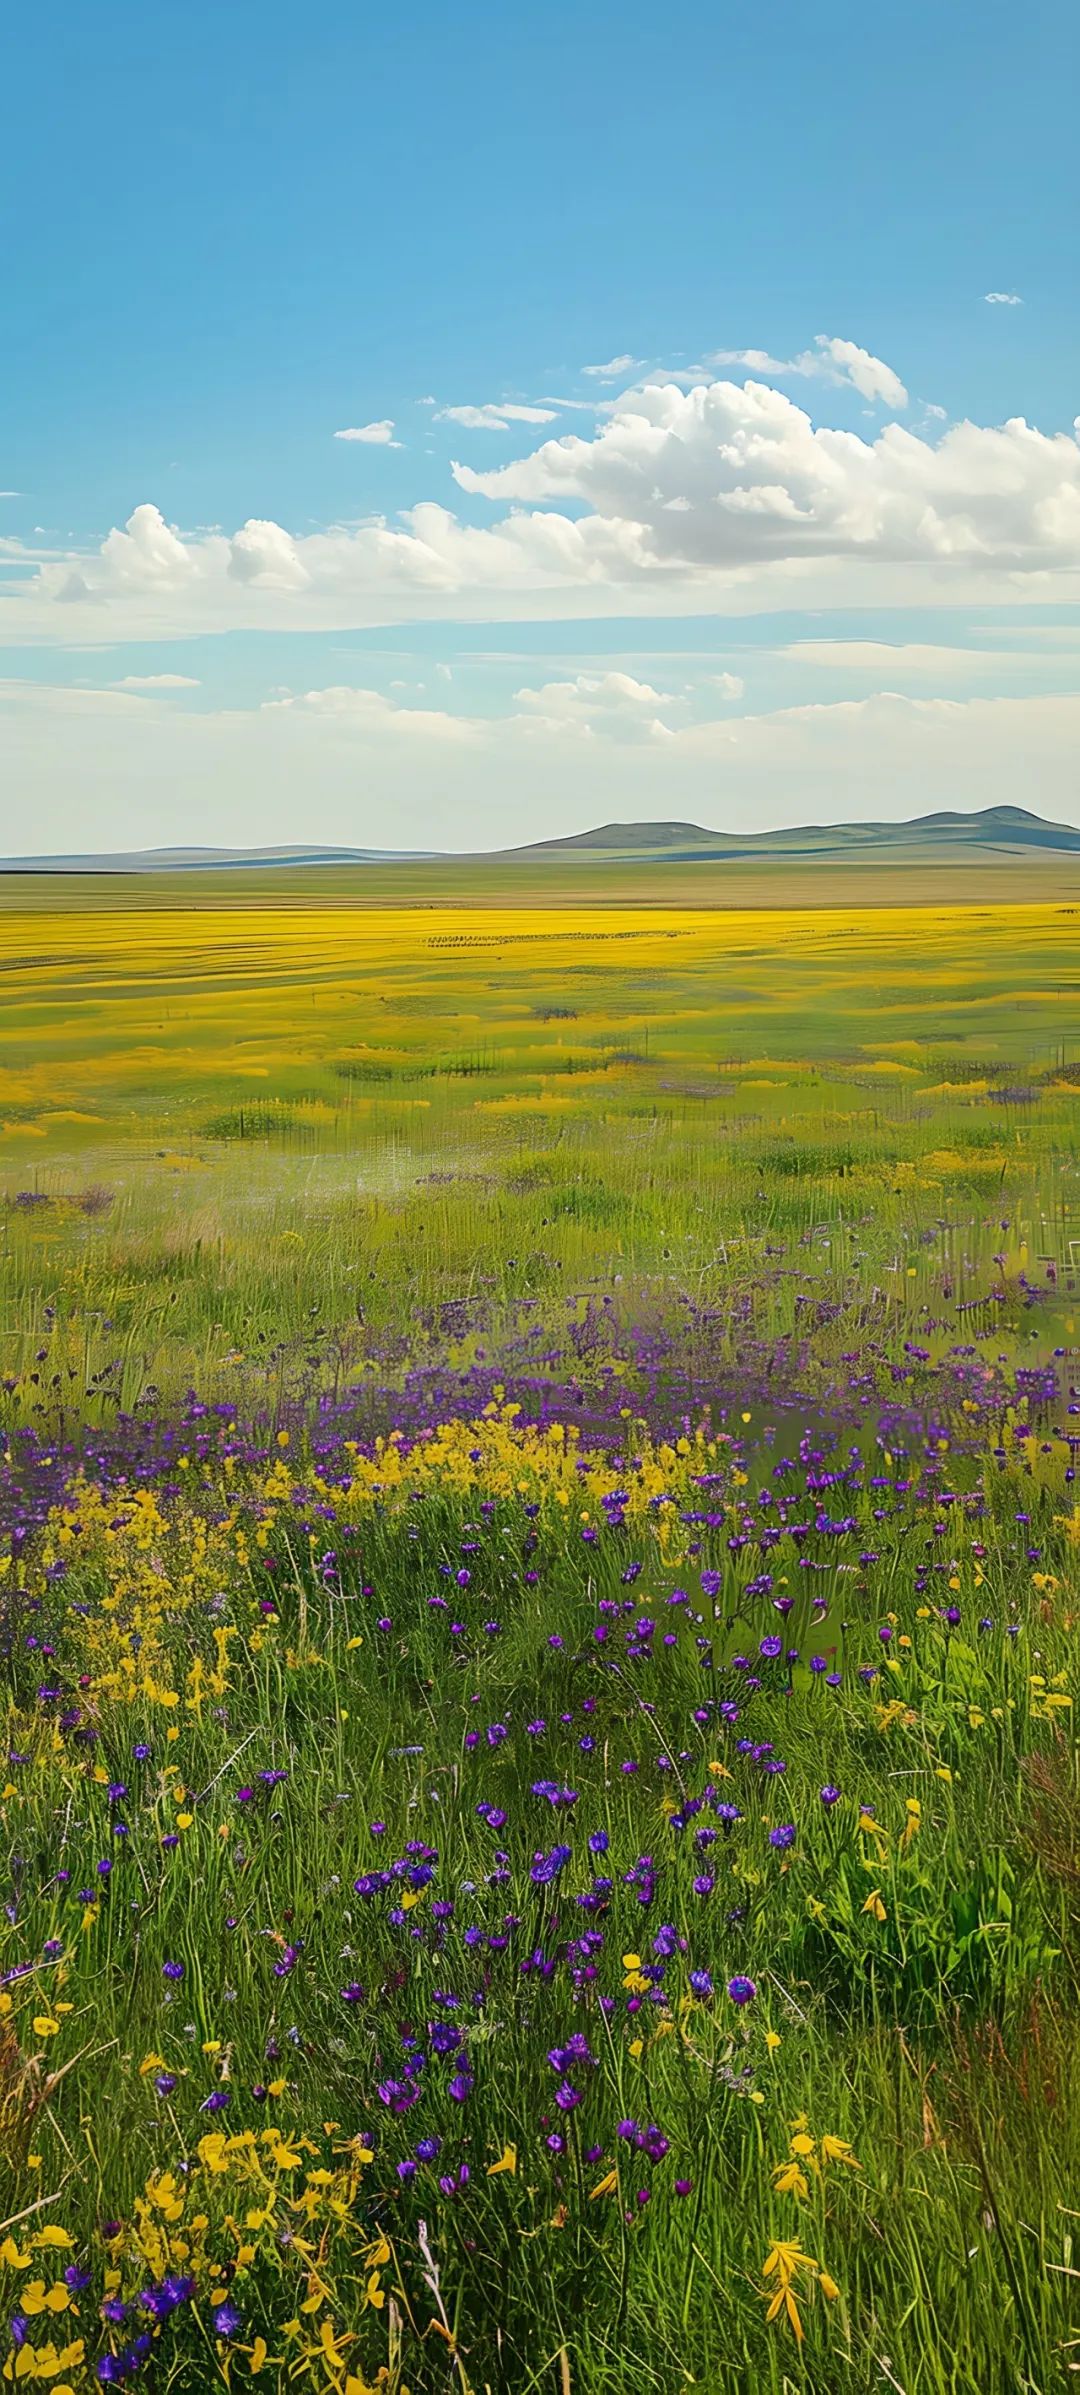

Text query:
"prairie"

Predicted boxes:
[[2, 868, 1080, 2395], [4, 881, 1080, 1406]]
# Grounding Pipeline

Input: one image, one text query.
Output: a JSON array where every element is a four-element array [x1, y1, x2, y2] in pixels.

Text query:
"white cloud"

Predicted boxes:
[[6, 366, 1080, 645], [985, 292, 1023, 306], [781, 639, 1048, 680], [513, 668, 678, 739], [971, 622, 1080, 643], [582, 354, 640, 380], [111, 671, 201, 689], [662, 687, 1080, 798], [334, 420, 401, 445], [4, 677, 1080, 854], [0, 677, 176, 715], [709, 348, 790, 375], [710, 334, 907, 409], [455, 378, 1080, 574], [434, 402, 559, 430], [97, 502, 198, 588], [706, 670, 744, 698], [813, 337, 908, 409], [262, 683, 478, 741]]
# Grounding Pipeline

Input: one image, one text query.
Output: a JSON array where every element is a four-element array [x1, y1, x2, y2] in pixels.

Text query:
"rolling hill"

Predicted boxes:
[[502, 806, 1080, 860], [4, 806, 1080, 872]]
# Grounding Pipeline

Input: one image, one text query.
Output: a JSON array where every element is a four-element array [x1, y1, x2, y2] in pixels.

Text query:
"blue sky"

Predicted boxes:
[[2, 0, 1078, 852]]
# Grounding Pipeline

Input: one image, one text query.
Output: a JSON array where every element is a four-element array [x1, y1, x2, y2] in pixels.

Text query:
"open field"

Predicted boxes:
[[3, 870, 1080, 2393], [10, 844, 1080, 912], [5, 878, 1080, 1408]]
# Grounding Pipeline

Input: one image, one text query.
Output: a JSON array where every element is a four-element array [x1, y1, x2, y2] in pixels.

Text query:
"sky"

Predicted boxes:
[[2, 0, 1079, 855]]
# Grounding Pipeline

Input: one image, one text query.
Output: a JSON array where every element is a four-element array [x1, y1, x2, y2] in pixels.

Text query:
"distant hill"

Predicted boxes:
[[0, 843, 437, 872], [501, 806, 1080, 860], [4, 806, 1080, 871], [511, 820, 725, 853]]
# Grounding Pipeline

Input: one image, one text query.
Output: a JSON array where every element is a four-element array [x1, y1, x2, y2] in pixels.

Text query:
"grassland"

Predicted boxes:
[[4, 871, 1080, 1408], [2, 863, 1080, 2394]]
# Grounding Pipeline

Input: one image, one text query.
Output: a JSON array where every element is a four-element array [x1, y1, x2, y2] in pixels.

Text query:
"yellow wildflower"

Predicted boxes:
[[820, 2135, 860, 2169]]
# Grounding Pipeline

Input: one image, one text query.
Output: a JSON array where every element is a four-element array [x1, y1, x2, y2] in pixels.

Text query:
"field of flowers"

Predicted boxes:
[[3, 878, 1080, 2391]]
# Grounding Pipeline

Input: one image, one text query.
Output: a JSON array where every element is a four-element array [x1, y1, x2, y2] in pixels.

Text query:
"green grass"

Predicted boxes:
[[4, 1412, 1080, 2393], [2, 866, 1080, 2393]]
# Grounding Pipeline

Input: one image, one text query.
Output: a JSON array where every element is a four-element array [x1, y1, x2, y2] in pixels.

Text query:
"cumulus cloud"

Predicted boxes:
[[710, 334, 907, 408], [95, 503, 199, 588], [8, 363, 1080, 644], [513, 668, 678, 739], [813, 337, 908, 408], [226, 517, 313, 590], [985, 292, 1023, 306], [334, 420, 401, 444], [454, 377, 1080, 573], [706, 670, 744, 698], [434, 402, 559, 431], [111, 671, 201, 689], [24, 497, 641, 626]]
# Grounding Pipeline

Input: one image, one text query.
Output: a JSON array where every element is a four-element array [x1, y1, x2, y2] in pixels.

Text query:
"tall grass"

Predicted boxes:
[[1, 878, 1079, 2391]]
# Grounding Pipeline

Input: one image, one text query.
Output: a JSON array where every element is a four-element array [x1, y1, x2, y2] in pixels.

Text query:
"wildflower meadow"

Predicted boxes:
[[3, 872, 1080, 2394]]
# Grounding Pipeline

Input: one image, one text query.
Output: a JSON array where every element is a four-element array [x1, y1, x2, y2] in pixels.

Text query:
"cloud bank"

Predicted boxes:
[[3, 676, 1078, 853], [4, 354, 1080, 645]]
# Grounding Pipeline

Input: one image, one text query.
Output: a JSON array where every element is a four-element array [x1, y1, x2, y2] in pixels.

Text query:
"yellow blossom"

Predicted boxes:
[[820, 2135, 860, 2168], [765, 2284, 805, 2342], [762, 2237, 815, 2287]]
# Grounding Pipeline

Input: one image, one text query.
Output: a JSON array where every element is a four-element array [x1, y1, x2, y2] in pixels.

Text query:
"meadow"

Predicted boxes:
[[2, 866, 1080, 2394]]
